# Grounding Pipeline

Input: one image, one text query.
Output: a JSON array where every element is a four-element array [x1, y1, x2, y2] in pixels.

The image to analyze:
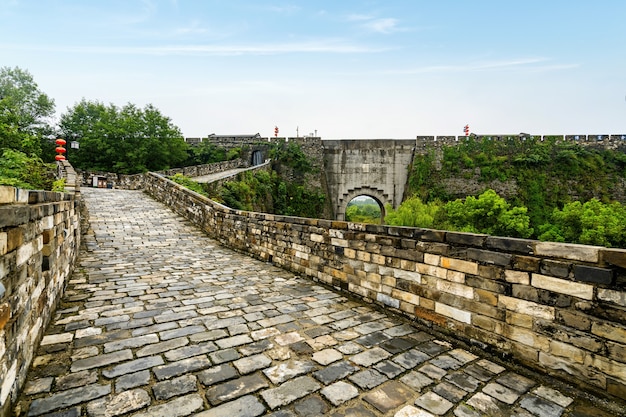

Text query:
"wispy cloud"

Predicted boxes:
[[383, 58, 579, 74], [0, 40, 393, 56], [347, 14, 405, 34], [268, 4, 300, 14]]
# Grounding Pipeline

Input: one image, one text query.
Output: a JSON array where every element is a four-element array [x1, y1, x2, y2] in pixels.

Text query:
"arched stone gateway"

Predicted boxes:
[[322, 139, 416, 221], [251, 150, 263, 166], [338, 187, 390, 222]]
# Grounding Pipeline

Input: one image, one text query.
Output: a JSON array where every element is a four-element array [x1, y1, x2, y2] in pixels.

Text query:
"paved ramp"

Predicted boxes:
[[16, 188, 622, 416]]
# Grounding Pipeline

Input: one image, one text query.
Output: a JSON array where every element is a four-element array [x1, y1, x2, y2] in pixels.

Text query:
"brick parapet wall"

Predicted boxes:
[[416, 134, 626, 152], [0, 185, 80, 417], [78, 159, 247, 190], [144, 172, 626, 401]]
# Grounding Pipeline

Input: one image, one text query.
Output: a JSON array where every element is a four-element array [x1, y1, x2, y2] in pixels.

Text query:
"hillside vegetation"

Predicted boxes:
[[389, 137, 626, 247], [173, 141, 327, 219]]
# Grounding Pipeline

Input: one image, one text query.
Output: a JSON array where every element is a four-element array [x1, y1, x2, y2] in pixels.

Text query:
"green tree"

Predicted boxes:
[[442, 189, 533, 238], [185, 141, 242, 165], [59, 100, 188, 173], [539, 199, 626, 247], [0, 66, 55, 158], [0, 148, 55, 189], [385, 195, 443, 228]]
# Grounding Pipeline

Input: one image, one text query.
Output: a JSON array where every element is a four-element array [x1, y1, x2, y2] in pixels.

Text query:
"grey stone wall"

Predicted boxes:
[[0, 185, 80, 417], [78, 159, 247, 190], [322, 140, 416, 220], [416, 134, 626, 151], [144, 172, 626, 402]]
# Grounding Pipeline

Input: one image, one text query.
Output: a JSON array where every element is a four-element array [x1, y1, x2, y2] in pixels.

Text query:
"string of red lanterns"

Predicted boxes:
[[55, 138, 67, 161]]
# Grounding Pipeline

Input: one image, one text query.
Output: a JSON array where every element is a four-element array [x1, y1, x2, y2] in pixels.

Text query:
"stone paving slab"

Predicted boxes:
[[14, 188, 624, 416]]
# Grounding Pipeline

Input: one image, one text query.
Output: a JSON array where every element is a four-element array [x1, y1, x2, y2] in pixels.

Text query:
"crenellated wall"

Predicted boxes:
[[143, 171, 626, 402], [415, 134, 626, 152], [0, 166, 81, 417]]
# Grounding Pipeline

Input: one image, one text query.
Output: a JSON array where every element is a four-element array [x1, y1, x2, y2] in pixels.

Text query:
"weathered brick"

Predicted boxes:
[[531, 274, 594, 300], [573, 265, 613, 285], [441, 257, 478, 275], [534, 242, 598, 263], [499, 295, 555, 320], [591, 322, 626, 345]]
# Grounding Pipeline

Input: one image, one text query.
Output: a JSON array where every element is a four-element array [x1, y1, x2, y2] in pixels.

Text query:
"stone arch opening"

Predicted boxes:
[[345, 195, 385, 224], [251, 150, 263, 166], [337, 187, 391, 223]]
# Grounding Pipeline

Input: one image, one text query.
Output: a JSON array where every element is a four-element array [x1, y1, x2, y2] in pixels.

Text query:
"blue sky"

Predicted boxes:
[[2, 0, 625, 139]]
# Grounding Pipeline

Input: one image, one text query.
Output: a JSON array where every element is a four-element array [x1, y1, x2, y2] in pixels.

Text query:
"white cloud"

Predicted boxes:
[[362, 18, 401, 34], [0, 40, 392, 56], [382, 58, 578, 75]]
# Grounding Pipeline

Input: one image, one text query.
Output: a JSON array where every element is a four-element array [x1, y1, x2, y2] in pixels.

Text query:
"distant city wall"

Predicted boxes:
[[143, 171, 626, 403], [415, 134, 626, 153], [77, 159, 247, 190]]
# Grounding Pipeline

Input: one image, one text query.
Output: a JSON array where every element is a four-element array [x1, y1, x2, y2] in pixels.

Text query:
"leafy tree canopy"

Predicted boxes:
[[0, 66, 55, 158], [385, 196, 442, 228], [538, 199, 626, 247], [59, 99, 188, 174], [442, 189, 533, 238]]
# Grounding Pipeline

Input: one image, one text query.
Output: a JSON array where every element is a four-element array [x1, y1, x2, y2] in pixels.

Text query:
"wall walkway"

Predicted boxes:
[[144, 172, 626, 403]]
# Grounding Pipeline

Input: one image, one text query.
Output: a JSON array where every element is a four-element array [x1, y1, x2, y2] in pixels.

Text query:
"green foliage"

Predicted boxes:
[[385, 196, 443, 228], [441, 190, 533, 238], [346, 199, 382, 224], [215, 170, 325, 217], [170, 173, 208, 197], [538, 199, 626, 247], [0, 66, 55, 160], [269, 141, 313, 174], [52, 178, 66, 192], [0, 149, 55, 189], [186, 141, 243, 165], [59, 100, 188, 174], [405, 137, 626, 244]]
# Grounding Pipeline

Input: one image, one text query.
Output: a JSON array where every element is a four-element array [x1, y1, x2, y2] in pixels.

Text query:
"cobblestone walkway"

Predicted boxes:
[[16, 188, 622, 416]]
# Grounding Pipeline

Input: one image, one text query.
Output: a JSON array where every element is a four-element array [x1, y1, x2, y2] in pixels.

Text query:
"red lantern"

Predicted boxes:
[[55, 137, 67, 161]]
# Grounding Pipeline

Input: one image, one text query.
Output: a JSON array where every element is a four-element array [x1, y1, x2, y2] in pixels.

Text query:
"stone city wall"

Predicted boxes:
[[0, 183, 80, 417], [143, 171, 626, 401], [416, 134, 626, 152], [78, 159, 247, 190]]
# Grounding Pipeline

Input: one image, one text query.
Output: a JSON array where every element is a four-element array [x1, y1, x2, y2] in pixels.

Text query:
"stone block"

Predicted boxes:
[[467, 248, 513, 267], [504, 270, 529, 285], [512, 255, 541, 272], [600, 249, 626, 269], [0, 186, 15, 204], [445, 232, 486, 247], [531, 274, 594, 300], [194, 395, 265, 417], [573, 265, 613, 285], [260, 376, 320, 410], [534, 242, 599, 263], [436, 280, 473, 299], [434, 302, 471, 324], [498, 295, 555, 320], [485, 236, 534, 254], [441, 257, 478, 275], [591, 322, 626, 345], [598, 289, 626, 307], [503, 325, 550, 350]]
